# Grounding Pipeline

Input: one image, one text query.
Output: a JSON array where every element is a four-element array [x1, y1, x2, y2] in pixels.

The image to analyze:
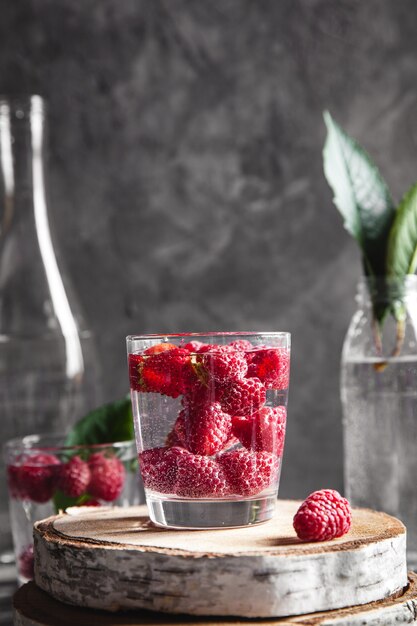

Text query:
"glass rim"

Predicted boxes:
[[3, 433, 135, 458], [127, 331, 291, 342]]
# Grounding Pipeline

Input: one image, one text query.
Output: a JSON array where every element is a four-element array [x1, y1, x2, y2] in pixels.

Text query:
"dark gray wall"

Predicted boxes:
[[1, 0, 416, 498]]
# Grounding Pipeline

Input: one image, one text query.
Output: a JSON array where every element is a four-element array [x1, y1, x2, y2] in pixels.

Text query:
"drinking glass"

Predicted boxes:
[[4, 434, 143, 584], [127, 332, 290, 529]]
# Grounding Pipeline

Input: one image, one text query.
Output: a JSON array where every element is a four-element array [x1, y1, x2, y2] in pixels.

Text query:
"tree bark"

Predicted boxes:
[[33, 501, 407, 618], [14, 575, 417, 626]]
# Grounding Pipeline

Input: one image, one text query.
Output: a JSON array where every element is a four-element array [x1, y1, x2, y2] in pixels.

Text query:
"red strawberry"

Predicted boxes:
[[194, 345, 248, 383], [18, 453, 60, 503], [139, 446, 190, 493], [18, 544, 34, 580], [129, 345, 190, 397], [181, 400, 232, 456], [293, 489, 352, 542], [219, 377, 266, 416], [88, 453, 125, 502], [247, 347, 290, 390], [56, 455, 91, 497], [232, 406, 287, 454], [218, 449, 279, 497], [174, 453, 229, 498]]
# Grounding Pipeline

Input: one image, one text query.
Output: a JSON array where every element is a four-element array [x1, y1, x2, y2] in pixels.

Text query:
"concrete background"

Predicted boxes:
[[1, 0, 417, 498]]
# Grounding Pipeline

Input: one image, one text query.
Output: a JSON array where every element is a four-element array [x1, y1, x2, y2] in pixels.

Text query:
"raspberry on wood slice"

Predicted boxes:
[[219, 377, 266, 416], [174, 454, 229, 498], [293, 489, 352, 542], [232, 406, 287, 454], [218, 449, 279, 497], [56, 455, 91, 498], [247, 346, 290, 390], [88, 453, 126, 502]]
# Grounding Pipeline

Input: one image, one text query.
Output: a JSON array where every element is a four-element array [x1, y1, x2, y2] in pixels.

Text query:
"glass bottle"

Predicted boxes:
[[341, 275, 417, 569], [0, 95, 101, 565]]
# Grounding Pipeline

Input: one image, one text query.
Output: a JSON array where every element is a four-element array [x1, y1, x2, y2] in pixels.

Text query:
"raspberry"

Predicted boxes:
[[194, 345, 248, 383], [128, 345, 190, 397], [174, 453, 229, 498], [88, 453, 125, 502], [139, 446, 190, 493], [18, 544, 34, 580], [145, 343, 178, 355], [218, 449, 279, 496], [228, 339, 254, 352], [219, 377, 266, 416], [293, 489, 352, 542], [183, 340, 206, 352], [83, 498, 102, 506], [56, 456, 91, 498], [18, 453, 60, 504], [7, 463, 28, 500], [247, 347, 290, 390], [165, 412, 187, 447], [128, 353, 144, 391], [181, 400, 232, 456], [232, 406, 287, 454]]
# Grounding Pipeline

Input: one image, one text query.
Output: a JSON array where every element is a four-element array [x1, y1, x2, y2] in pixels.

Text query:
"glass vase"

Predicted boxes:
[[341, 275, 417, 569], [0, 95, 101, 567]]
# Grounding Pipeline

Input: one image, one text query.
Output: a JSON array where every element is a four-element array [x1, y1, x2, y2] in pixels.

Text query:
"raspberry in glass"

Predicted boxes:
[[139, 446, 190, 493], [218, 449, 279, 497], [182, 401, 232, 456], [232, 406, 287, 454], [88, 453, 125, 502], [56, 455, 91, 498], [219, 376, 266, 416], [18, 544, 34, 580], [174, 453, 229, 498], [18, 453, 60, 504], [194, 345, 248, 383], [128, 344, 190, 397], [247, 346, 290, 390]]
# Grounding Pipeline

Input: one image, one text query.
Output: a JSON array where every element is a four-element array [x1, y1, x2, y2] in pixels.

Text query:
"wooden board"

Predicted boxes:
[[33, 501, 407, 618], [13, 575, 417, 626]]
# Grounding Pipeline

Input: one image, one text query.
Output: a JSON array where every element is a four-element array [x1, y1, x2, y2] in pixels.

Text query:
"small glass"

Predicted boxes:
[[3, 434, 143, 584], [127, 332, 291, 529]]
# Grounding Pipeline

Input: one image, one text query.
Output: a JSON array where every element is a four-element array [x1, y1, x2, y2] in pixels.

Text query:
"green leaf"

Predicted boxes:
[[323, 111, 395, 276], [387, 182, 417, 278], [64, 396, 134, 447], [53, 491, 91, 513]]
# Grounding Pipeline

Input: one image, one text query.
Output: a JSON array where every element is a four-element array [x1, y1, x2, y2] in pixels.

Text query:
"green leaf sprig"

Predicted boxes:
[[53, 396, 135, 512], [323, 111, 417, 362]]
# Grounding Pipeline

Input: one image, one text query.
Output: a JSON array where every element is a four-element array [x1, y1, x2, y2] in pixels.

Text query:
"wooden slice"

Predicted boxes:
[[13, 574, 417, 626], [33, 501, 407, 618]]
